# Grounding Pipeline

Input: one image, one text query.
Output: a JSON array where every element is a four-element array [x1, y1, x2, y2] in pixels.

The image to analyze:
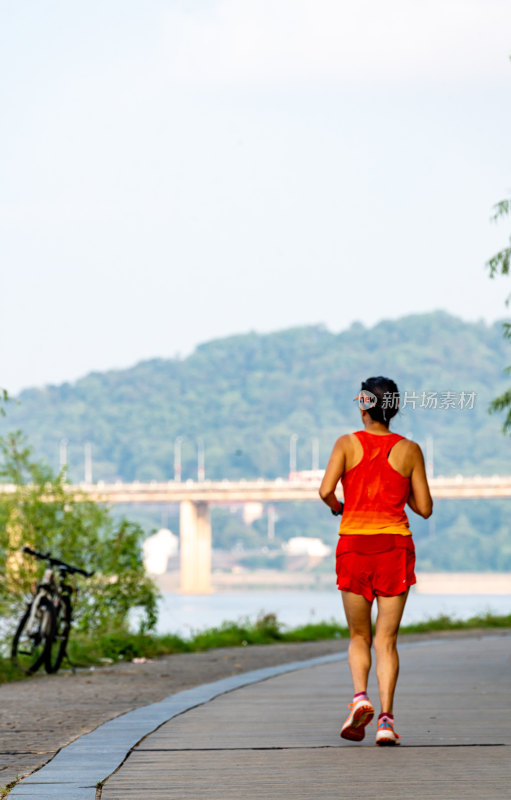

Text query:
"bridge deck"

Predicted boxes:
[[2, 476, 511, 502]]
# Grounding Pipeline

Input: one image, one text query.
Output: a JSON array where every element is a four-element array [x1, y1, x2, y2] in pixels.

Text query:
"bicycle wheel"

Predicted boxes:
[[11, 597, 55, 674], [45, 595, 72, 674]]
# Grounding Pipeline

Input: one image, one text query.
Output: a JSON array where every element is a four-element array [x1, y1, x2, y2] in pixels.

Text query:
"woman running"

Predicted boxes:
[[319, 376, 433, 746]]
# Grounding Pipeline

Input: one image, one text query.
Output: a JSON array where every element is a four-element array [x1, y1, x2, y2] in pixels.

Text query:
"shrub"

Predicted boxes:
[[0, 430, 159, 636]]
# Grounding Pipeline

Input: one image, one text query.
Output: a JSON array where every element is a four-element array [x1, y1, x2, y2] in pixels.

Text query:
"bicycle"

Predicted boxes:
[[11, 546, 94, 675]]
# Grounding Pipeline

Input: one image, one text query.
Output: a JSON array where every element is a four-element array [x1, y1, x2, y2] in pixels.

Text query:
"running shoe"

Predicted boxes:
[[375, 716, 400, 746], [340, 696, 374, 741]]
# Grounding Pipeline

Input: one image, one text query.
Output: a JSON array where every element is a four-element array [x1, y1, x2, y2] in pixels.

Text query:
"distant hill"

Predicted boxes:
[[2, 311, 510, 483], [2, 310, 511, 571]]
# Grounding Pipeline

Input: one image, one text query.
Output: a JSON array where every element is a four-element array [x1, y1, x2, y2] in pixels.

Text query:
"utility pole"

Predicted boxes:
[[174, 437, 183, 482], [197, 438, 205, 482], [84, 442, 93, 484], [289, 434, 298, 476]]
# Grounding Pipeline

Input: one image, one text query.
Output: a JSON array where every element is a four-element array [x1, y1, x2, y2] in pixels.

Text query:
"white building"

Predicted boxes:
[[142, 528, 179, 575], [284, 537, 332, 558]]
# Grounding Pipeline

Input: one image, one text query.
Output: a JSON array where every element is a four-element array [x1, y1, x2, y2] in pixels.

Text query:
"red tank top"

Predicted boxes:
[[339, 430, 412, 537]]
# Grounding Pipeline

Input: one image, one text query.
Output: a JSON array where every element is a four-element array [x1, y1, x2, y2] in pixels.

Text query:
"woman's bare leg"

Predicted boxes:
[[341, 591, 373, 694], [373, 591, 409, 713]]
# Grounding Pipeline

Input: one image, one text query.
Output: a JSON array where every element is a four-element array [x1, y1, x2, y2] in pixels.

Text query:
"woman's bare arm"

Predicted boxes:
[[407, 486, 422, 516], [319, 436, 346, 513], [408, 443, 433, 518]]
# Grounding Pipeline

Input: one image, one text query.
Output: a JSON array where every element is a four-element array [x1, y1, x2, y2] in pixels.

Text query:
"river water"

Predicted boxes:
[[155, 590, 511, 636]]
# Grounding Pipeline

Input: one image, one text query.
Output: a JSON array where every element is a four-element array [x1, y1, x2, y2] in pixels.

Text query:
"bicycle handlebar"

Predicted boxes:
[[22, 546, 95, 578]]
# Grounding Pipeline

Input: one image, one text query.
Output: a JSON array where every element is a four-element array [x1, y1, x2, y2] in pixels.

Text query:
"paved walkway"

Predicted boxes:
[[0, 639, 343, 790], [10, 634, 511, 799]]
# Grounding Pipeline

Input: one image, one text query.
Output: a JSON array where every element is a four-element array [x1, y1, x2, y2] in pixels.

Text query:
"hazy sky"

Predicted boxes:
[[2, 0, 511, 394]]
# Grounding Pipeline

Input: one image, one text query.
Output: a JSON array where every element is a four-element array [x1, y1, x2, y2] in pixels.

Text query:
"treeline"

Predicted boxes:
[[2, 311, 510, 482], [2, 310, 511, 571]]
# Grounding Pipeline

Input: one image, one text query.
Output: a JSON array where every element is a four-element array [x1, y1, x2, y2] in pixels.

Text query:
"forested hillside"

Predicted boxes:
[[2, 311, 510, 482], [2, 311, 511, 571]]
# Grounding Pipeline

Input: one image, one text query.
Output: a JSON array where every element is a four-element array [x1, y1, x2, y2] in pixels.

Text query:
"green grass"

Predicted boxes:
[[0, 658, 29, 684], [400, 611, 511, 634], [0, 776, 20, 799], [1, 611, 510, 684]]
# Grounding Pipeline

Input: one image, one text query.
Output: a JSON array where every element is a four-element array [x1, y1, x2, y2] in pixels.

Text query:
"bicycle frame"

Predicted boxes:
[[25, 578, 54, 636], [26, 566, 72, 627]]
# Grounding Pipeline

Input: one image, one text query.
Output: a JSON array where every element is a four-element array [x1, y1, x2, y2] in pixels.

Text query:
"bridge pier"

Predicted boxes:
[[179, 500, 212, 594]]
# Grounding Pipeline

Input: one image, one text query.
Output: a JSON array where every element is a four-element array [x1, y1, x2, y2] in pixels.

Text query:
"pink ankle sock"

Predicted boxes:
[[353, 691, 368, 701], [378, 712, 394, 721]]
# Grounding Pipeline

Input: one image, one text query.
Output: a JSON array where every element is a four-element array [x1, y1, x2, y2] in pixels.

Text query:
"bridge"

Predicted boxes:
[[3, 475, 511, 593]]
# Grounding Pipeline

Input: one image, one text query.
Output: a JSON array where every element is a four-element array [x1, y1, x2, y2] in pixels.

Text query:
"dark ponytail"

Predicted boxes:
[[360, 376, 400, 428]]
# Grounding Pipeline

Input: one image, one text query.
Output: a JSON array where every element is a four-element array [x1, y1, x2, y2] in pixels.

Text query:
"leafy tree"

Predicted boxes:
[[0, 429, 158, 634], [486, 197, 511, 432], [487, 198, 511, 286]]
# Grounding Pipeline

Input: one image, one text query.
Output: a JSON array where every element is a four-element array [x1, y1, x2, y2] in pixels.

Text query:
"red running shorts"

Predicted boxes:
[[335, 534, 416, 602]]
